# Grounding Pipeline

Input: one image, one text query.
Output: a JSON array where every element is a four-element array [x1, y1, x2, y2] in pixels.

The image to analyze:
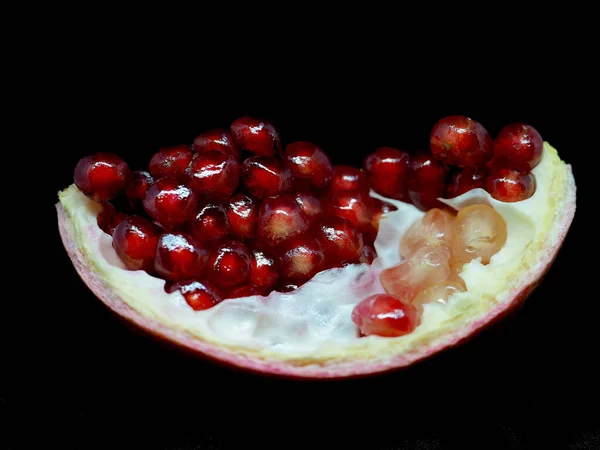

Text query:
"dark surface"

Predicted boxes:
[[6, 86, 596, 449]]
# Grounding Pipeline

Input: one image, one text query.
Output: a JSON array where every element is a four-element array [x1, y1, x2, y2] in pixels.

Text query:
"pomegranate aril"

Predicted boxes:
[[189, 203, 230, 246], [314, 217, 364, 268], [227, 285, 260, 299], [193, 128, 241, 162], [257, 194, 311, 249], [445, 168, 486, 198], [280, 283, 300, 293], [363, 147, 410, 201], [352, 294, 418, 338], [294, 192, 323, 226], [367, 198, 398, 243], [97, 202, 128, 235], [330, 165, 370, 194], [250, 250, 281, 294], [149, 144, 192, 180], [279, 236, 326, 283], [284, 141, 333, 191], [327, 189, 374, 233], [380, 245, 451, 302], [227, 194, 259, 241], [412, 281, 465, 312], [360, 244, 377, 264], [453, 204, 507, 265], [230, 116, 281, 156], [154, 233, 209, 281], [485, 168, 536, 202], [166, 280, 222, 311], [207, 240, 252, 291], [491, 123, 543, 172], [143, 178, 198, 230], [185, 151, 240, 202], [407, 151, 448, 211], [242, 155, 293, 200], [430, 115, 493, 169], [126, 170, 154, 210], [112, 216, 160, 272], [74, 152, 132, 202], [400, 208, 455, 259]]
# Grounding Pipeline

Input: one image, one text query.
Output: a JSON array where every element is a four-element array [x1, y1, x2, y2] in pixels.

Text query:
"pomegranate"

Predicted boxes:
[[58, 114, 575, 379]]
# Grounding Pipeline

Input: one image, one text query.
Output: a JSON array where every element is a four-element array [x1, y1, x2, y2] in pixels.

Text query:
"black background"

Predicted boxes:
[[5, 75, 597, 449]]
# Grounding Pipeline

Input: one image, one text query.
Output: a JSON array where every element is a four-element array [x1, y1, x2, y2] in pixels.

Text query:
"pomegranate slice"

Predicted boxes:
[[352, 294, 419, 337], [74, 152, 132, 202]]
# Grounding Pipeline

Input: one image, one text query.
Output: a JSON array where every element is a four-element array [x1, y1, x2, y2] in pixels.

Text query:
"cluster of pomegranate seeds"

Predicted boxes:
[[73, 114, 539, 319]]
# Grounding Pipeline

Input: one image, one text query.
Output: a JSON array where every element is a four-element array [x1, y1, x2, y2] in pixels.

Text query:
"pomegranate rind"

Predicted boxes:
[[57, 143, 575, 378]]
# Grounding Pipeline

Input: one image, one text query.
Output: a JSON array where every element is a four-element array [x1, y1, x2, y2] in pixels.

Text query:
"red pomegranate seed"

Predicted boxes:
[[149, 144, 193, 180], [257, 194, 311, 249], [242, 155, 293, 200], [279, 236, 326, 283], [126, 170, 154, 210], [230, 116, 281, 156], [155, 233, 209, 281], [294, 192, 323, 226], [430, 115, 493, 169], [143, 178, 198, 230], [363, 147, 410, 201], [491, 123, 544, 172], [74, 152, 132, 202], [250, 250, 281, 294], [445, 168, 486, 198], [112, 216, 161, 272], [97, 202, 129, 235], [484, 168, 536, 202], [185, 151, 240, 202], [284, 141, 333, 191], [189, 203, 230, 246], [314, 217, 364, 268], [192, 128, 241, 162], [207, 240, 252, 291], [326, 189, 374, 233], [407, 151, 448, 211], [367, 198, 398, 243], [166, 280, 223, 311], [361, 244, 377, 264], [330, 165, 370, 194], [352, 294, 418, 337], [227, 285, 260, 299], [227, 193, 259, 241]]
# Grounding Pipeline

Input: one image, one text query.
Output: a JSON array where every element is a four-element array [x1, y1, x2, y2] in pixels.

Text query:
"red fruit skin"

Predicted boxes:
[[97, 202, 129, 235], [227, 285, 260, 299], [327, 189, 374, 233], [491, 123, 544, 172], [294, 192, 323, 226], [230, 116, 281, 156], [284, 141, 333, 191], [154, 233, 209, 281], [74, 152, 132, 202], [485, 168, 536, 202], [207, 240, 252, 291], [314, 217, 364, 268], [330, 165, 370, 194], [363, 147, 410, 201], [126, 170, 154, 210], [278, 236, 326, 283], [112, 216, 160, 272], [352, 294, 418, 337], [185, 151, 240, 202], [242, 156, 293, 200], [227, 194, 259, 241], [250, 250, 281, 294], [407, 151, 448, 211], [192, 128, 241, 162], [257, 194, 311, 250], [189, 203, 230, 246], [166, 280, 223, 311], [143, 178, 198, 230], [149, 145, 193, 180], [445, 168, 486, 198], [430, 115, 493, 169]]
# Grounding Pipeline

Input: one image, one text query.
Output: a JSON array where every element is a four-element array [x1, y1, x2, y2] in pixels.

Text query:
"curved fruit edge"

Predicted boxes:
[[56, 165, 576, 379]]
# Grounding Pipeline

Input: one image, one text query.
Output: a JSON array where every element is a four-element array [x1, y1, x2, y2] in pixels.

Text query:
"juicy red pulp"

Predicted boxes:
[[74, 114, 541, 338]]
